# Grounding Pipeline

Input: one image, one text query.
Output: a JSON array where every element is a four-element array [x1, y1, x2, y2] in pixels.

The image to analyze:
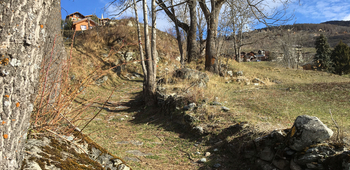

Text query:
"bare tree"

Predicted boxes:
[[226, 0, 255, 62], [275, 28, 307, 68], [108, 0, 296, 74], [143, 0, 158, 106], [157, 0, 198, 63], [0, 0, 66, 168], [132, 0, 147, 81], [169, 0, 184, 66], [106, 0, 158, 106], [198, 0, 225, 72], [199, 0, 295, 72], [197, 7, 206, 58]]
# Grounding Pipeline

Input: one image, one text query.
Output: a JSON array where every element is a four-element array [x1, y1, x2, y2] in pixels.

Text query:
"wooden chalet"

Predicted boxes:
[[72, 18, 97, 31], [65, 12, 110, 31]]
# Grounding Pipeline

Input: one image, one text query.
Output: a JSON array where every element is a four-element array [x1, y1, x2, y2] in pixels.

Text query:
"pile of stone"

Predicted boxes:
[[241, 115, 349, 170], [173, 68, 209, 87]]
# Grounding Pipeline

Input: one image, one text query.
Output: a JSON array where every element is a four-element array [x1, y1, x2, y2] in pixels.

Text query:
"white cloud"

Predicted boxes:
[[343, 14, 350, 21], [293, 0, 350, 22]]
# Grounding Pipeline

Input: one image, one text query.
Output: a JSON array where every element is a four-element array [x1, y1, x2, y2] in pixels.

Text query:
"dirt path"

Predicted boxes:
[[81, 79, 210, 170]]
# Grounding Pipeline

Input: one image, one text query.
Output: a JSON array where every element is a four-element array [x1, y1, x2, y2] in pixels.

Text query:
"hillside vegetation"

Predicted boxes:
[[64, 18, 350, 169], [251, 22, 350, 50]]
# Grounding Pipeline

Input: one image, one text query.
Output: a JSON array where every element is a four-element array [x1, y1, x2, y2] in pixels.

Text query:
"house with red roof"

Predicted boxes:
[[65, 12, 110, 31]]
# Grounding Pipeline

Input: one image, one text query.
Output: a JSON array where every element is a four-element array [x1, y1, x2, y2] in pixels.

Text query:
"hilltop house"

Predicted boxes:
[[65, 12, 110, 31], [99, 14, 111, 26]]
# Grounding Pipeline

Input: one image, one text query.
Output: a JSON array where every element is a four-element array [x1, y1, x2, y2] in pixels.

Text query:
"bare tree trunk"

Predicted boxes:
[[171, 0, 184, 67], [197, 8, 205, 58], [199, 0, 224, 73], [133, 0, 147, 81], [156, 0, 197, 64], [205, 9, 221, 72], [151, 0, 157, 87], [187, 0, 198, 63], [143, 0, 157, 106], [0, 0, 65, 168], [238, 30, 242, 62]]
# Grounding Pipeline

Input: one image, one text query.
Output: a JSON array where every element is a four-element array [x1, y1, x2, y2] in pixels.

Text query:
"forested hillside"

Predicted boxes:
[[254, 21, 350, 48]]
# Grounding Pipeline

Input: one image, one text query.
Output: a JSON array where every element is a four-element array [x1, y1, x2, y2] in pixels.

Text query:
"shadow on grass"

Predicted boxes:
[[99, 90, 261, 169], [196, 122, 262, 170]]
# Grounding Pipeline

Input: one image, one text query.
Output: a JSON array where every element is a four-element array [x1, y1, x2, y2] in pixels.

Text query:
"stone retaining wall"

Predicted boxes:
[[156, 91, 350, 170]]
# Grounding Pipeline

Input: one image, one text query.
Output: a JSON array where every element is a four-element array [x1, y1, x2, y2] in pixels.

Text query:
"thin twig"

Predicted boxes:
[[329, 109, 340, 141], [35, 34, 58, 126]]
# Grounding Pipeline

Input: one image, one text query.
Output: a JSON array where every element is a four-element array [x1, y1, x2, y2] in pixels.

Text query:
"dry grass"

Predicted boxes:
[[199, 60, 350, 132], [33, 17, 350, 169], [157, 58, 350, 141]]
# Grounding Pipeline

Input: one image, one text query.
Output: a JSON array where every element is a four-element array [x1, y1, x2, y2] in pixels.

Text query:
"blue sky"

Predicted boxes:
[[61, 0, 350, 31], [291, 0, 350, 24], [60, 0, 109, 19]]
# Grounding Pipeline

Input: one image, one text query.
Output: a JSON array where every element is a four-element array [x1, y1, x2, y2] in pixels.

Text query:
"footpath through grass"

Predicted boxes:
[[67, 36, 350, 169], [76, 78, 211, 170], [75, 62, 350, 169]]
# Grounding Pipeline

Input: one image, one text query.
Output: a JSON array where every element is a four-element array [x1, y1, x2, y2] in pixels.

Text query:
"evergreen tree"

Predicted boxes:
[[63, 18, 73, 30], [90, 14, 99, 24], [331, 40, 350, 75], [314, 34, 333, 72]]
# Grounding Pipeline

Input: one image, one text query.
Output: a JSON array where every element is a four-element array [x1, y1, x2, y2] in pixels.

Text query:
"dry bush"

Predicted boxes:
[[75, 25, 136, 51], [31, 32, 135, 136], [182, 86, 205, 104]]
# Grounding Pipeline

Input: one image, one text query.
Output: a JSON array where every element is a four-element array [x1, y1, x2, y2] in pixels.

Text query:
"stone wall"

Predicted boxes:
[[240, 115, 349, 170], [156, 89, 350, 170]]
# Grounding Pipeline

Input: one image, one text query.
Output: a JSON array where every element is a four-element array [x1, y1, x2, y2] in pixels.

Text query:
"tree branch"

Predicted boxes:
[[108, 0, 142, 17], [198, 0, 210, 20], [155, 1, 187, 12], [156, 0, 190, 32]]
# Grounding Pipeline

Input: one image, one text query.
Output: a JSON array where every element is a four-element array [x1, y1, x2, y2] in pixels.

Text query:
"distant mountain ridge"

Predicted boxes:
[[321, 20, 350, 27], [254, 21, 350, 48]]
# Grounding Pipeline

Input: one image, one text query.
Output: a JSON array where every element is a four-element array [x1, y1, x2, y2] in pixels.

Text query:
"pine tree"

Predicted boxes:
[[90, 14, 99, 24], [331, 40, 350, 75], [314, 34, 333, 72], [64, 18, 73, 30]]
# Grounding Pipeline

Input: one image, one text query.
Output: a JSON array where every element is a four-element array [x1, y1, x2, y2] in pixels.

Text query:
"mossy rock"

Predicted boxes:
[[22, 131, 131, 170]]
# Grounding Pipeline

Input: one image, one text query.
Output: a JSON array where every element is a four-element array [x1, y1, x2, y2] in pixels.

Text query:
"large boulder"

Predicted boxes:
[[174, 68, 209, 87], [288, 115, 333, 151]]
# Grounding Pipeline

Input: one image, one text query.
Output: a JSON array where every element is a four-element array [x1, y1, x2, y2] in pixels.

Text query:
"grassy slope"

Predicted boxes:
[[65, 20, 350, 169], [207, 61, 350, 132]]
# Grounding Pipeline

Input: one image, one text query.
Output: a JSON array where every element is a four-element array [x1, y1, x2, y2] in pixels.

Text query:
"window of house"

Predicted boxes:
[[81, 25, 87, 30]]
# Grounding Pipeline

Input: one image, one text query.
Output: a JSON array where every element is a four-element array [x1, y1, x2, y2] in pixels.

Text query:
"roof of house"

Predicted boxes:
[[73, 18, 97, 25], [66, 12, 85, 18]]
